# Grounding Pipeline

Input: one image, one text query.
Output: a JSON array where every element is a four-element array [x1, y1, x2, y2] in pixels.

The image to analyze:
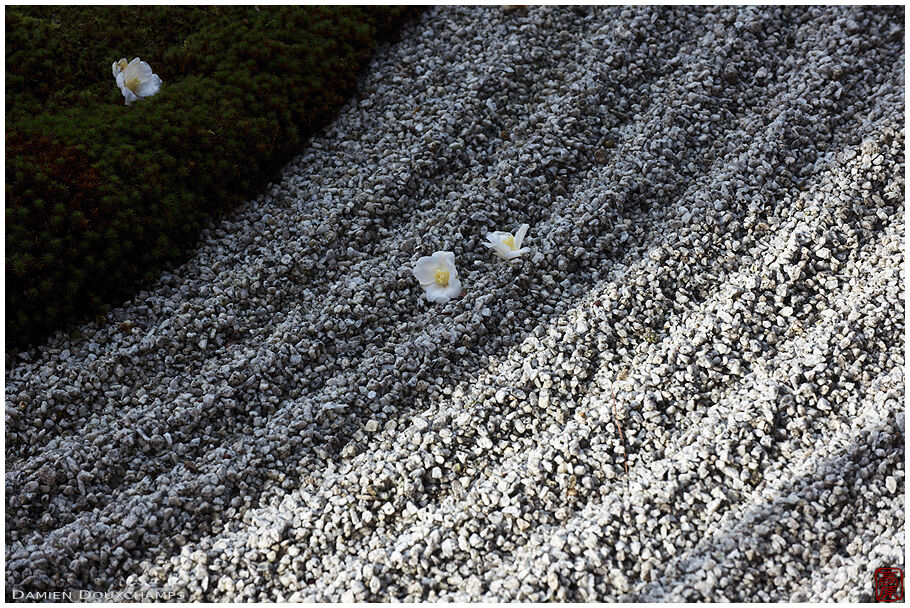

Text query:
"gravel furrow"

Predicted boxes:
[[6, 5, 903, 601]]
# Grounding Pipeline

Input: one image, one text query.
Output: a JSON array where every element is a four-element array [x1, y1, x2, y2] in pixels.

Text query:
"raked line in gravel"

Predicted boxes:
[[6, 5, 904, 602]]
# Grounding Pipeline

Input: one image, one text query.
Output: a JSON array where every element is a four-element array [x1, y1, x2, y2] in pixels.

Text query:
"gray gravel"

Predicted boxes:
[[6, 6, 904, 602]]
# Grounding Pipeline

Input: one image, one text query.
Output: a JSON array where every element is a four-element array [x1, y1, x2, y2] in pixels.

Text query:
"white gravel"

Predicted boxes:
[[6, 6, 904, 602]]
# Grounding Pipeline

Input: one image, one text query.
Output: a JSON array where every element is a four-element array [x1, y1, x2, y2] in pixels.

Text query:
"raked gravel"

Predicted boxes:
[[6, 5, 905, 602]]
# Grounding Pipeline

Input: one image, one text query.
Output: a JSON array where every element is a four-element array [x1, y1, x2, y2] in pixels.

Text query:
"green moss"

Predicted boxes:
[[7, 6, 417, 347]]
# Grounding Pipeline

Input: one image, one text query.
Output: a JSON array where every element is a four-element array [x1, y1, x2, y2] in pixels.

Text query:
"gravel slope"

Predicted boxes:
[[6, 6, 904, 602]]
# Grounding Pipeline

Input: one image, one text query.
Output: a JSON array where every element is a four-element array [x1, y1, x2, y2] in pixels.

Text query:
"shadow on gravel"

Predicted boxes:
[[5, 5, 905, 598], [630, 423, 903, 602]]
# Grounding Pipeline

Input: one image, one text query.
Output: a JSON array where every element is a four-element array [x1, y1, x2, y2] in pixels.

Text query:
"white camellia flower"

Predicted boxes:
[[485, 223, 530, 260], [412, 251, 463, 303], [112, 57, 162, 106]]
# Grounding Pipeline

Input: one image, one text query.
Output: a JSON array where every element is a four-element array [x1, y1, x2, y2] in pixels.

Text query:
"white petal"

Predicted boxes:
[[134, 61, 154, 80], [444, 277, 463, 298], [136, 74, 162, 98], [121, 87, 138, 105], [123, 64, 139, 80], [432, 250, 455, 269], [514, 223, 529, 248], [492, 242, 512, 258], [425, 277, 462, 303], [412, 257, 438, 285], [424, 283, 452, 303], [432, 251, 458, 279], [486, 233, 513, 257]]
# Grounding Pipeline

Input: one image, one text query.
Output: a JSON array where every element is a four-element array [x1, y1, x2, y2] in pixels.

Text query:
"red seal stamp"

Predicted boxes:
[[875, 567, 904, 602]]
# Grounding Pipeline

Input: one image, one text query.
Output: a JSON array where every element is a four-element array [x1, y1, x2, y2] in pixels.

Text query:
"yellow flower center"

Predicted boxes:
[[433, 269, 450, 287], [125, 77, 141, 93], [503, 235, 516, 250]]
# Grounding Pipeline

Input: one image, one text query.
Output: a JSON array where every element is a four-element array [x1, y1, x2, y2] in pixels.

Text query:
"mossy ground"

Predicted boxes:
[[6, 6, 415, 348]]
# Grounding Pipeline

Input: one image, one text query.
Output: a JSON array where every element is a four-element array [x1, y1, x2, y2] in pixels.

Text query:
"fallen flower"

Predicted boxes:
[[112, 57, 162, 106], [412, 251, 463, 303], [485, 223, 530, 260]]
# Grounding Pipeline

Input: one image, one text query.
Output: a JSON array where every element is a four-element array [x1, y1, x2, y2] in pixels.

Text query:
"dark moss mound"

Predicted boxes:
[[6, 6, 415, 348]]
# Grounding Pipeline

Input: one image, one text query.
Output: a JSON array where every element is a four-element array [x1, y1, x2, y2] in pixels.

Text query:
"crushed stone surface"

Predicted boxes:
[[6, 5, 904, 601]]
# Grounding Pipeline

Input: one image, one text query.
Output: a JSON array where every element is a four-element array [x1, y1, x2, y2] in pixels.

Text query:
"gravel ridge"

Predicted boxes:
[[6, 6, 904, 601]]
